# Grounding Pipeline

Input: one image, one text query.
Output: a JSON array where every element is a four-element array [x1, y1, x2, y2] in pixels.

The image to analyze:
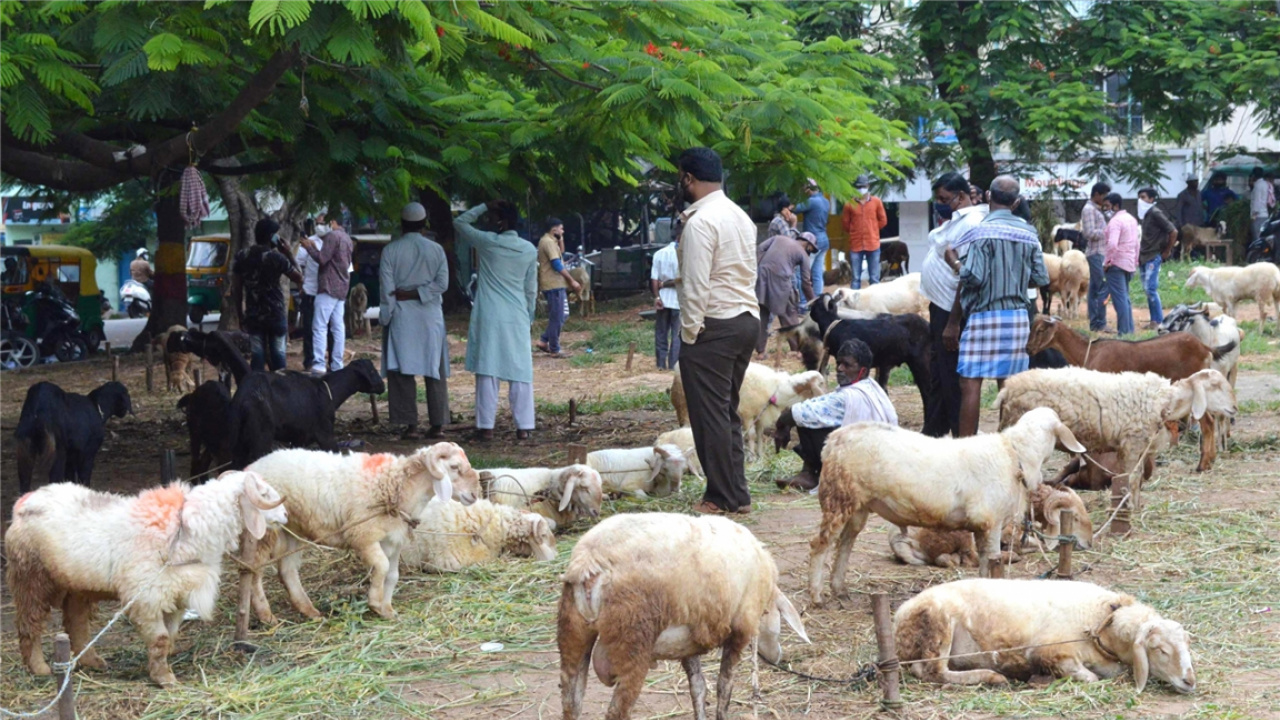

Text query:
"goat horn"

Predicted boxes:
[[243, 472, 285, 510]]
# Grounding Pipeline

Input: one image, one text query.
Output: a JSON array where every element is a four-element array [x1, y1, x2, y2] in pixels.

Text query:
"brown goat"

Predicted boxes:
[[1026, 316, 1235, 382]]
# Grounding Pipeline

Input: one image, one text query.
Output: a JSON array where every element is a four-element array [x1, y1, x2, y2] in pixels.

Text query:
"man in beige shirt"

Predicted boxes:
[[535, 217, 580, 355], [675, 146, 760, 515]]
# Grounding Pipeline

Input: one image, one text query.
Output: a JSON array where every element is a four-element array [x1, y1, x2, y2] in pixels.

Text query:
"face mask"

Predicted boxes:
[[933, 202, 954, 221], [1137, 199, 1154, 219]]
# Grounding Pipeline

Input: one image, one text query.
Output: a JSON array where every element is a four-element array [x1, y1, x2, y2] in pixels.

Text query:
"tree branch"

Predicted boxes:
[[0, 145, 133, 192], [520, 48, 603, 92], [199, 157, 296, 176]]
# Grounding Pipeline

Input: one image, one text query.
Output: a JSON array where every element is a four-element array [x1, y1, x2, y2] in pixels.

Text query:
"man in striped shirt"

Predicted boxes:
[[1081, 182, 1111, 332], [943, 176, 1049, 437]]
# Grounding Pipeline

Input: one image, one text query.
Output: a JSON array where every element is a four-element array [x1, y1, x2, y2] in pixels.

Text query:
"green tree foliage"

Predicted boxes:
[[59, 183, 158, 261]]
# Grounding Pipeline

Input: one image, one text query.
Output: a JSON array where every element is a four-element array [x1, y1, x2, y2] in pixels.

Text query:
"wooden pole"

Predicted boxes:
[[368, 393, 379, 424], [161, 448, 176, 483], [568, 398, 578, 426], [1110, 474, 1131, 537], [987, 558, 1004, 579], [625, 342, 636, 371], [54, 632, 75, 720], [233, 529, 259, 646], [870, 594, 901, 712], [145, 342, 154, 393], [1056, 509, 1075, 579], [567, 443, 588, 466]]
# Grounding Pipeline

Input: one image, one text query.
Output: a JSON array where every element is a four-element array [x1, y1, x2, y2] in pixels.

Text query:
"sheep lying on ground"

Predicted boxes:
[[558, 513, 809, 720], [1184, 262, 1280, 332], [400, 499, 557, 571], [655, 427, 703, 478], [587, 445, 686, 498], [6, 471, 287, 685], [671, 363, 826, 458], [809, 408, 1085, 604], [831, 272, 927, 315], [483, 464, 603, 530], [895, 578, 1196, 693], [244, 444, 480, 622]]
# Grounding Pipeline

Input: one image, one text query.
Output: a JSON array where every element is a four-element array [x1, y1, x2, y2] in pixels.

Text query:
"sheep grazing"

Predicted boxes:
[[1040, 250, 1088, 319], [15, 381, 132, 494], [894, 578, 1196, 693], [178, 380, 232, 479], [160, 325, 196, 392], [243, 444, 480, 622], [483, 464, 603, 530], [655, 426, 703, 478], [400, 499, 557, 572], [344, 282, 369, 337], [1185, 262, 1280, 332], [587, 445, 686, 498], [6, 471, 287, 685], [831, 272, 927, 315], [558, 513, 809, 720], [809, 408, 1084, 604], [1026, 315, 1235, 382], [671, 363, 826, 458]]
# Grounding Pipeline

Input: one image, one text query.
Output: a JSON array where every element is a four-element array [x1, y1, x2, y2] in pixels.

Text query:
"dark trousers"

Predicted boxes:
[[655, 308, 681, 369], [299, 294, 334, 371], [678, 312, 758, 511], [795, 426, 836, 474], [923, 302, 962, 438], [387, 371, 450, 428], [540, 288, 567, 353]]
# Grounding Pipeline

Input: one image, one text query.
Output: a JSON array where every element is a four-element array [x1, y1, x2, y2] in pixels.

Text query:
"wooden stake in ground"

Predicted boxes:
[[161, 448, 176, 483], [233, 529, 259, 645], [567, 443, 588, 466], [55, 632, 75, 720], [1056, 509, 1075, 579], [987, 558, 1004, 579], [368, 393, 379, 424], [625, 341, 636, 371], [568, 398, 577, 426], [1110, 474, 1131, 537], [870, 594, 902, 712], [145, 343, 155, 393]]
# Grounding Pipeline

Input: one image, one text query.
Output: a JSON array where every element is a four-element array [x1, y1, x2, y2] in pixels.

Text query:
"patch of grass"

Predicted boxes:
[[1238, 399, 1280, 415], [568, 351, 614, 368], [569, 321, 654, 357], [981, 381, 999, 409], [536, 388, 671, 416]]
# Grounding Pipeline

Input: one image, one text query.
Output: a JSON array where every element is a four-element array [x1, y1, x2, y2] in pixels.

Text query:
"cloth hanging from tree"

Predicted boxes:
[[180, 165, 210, 229]]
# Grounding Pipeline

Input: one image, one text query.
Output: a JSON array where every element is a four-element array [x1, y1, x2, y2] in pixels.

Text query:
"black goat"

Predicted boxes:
[[179, 328, 252, 387], [802, 294, 933, 410], [14, 381, 132, 494], [1055, 226, 1085, 252], [227, 358, 386, 468], [177, 380, 232, 480], [879, 240, 910, 278]]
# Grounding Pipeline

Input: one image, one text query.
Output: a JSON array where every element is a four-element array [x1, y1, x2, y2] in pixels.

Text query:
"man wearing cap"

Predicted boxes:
[[794, 179, 832, 300], [378, 202, 451, 439], [1175, 174, 1204, 232], [841, 175, 888, 289], [455, 199, 538, 441], [535, 217, 581, 357], [755, 231, 817, 355]]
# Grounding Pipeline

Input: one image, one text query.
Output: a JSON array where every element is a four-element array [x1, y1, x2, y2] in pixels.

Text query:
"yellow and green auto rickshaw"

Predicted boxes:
[[351, 234, 392, 306], [186, 233, 231, 324], [1, 245, 105, 358]]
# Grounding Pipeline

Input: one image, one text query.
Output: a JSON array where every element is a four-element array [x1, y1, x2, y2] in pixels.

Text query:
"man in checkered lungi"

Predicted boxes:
[[943, 175, 1050, 437]]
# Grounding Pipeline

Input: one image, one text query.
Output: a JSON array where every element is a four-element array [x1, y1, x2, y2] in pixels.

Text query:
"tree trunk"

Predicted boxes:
[[212, 171, 259, 331], [420, 186, 468, 311], [132, 181, 190, 350]]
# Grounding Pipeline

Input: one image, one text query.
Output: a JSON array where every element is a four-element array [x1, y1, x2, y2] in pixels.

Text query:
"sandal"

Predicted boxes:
[[692, 500, 727, 515]]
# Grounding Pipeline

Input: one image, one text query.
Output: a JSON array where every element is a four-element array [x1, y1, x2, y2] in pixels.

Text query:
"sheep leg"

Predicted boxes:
[[250, 569, 277, 625], [975, 528, 1001, 578], [277, 534, 323, 619], [1197, 413, 1217, 472], [132, 608, 178, 686], [808, 507, 864, 606], [381, 539, 402, 607], [714, 631, 749, 720], [1055, 657, 1100, 683], [556, 592, 596, 720], [602, 649, 651, 720], [356, 541, 396, 619], [63, 594, 106, 670], [902, 614, 1008, 687], [682, 656, 708, 720], [829, 511, 869, 598]]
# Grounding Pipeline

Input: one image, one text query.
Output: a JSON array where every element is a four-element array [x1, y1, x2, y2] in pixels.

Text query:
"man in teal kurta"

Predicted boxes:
[[454, 200, 538, 441]]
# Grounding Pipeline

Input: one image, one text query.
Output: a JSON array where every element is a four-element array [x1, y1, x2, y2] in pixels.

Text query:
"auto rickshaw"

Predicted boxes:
[[351, 234, 392, 306], [1, 244, 105, 354], [186, 233, 231, 323]]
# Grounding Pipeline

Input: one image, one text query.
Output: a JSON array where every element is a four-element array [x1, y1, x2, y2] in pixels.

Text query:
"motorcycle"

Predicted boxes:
[[121, 279, 152, 318], [23, 283, 91, 362], [1245, 207, 1280, 264], [1, 301, 39, 369]]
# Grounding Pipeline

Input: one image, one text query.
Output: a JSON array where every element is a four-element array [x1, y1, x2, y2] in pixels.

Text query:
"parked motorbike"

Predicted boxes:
[[1, 301, 39, 369], [1245, 208, 1280, 264], [121, 278, 152, 318], [24, 283, 91, 362]]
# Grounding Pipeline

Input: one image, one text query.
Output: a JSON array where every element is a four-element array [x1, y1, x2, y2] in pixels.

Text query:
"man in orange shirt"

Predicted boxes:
[[841, 175, 888, 288]]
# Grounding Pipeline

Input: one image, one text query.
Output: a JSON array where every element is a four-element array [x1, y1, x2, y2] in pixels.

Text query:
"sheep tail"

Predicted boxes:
[[14, 400, 48, 456], [1210, 339, 1237, 361]]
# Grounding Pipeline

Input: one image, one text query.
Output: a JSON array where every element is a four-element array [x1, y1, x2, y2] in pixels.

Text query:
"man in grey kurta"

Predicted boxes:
[[454, 200, 538, 441], [380, 202, 451, 438], [755, 231, 816, 354]]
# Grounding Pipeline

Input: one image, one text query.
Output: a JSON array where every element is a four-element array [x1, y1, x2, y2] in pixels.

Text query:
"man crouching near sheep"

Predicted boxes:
[[773, 338, 897, 491]]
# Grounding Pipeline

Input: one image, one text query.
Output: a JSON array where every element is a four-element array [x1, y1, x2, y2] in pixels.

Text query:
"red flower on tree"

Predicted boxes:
[[436, 25, 445, 37]]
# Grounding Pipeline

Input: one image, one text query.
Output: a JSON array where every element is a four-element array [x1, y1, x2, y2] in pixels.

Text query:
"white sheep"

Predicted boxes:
[[1047, 249, 1088, 319], [483, 464, 603, 530], [558, 513, 809, 720], [587, 445, 686, 498], [809, 408, 1085, 604], [243, 444, 481, 622], [6, 471, 288, 685], [831, 272, 928, 315], [894, 578, 1195, 693], [655, 427, 703, 479], [671, 363, 827, 458], [1184, 262, 1280, 332], [400, 499, 557, 572]]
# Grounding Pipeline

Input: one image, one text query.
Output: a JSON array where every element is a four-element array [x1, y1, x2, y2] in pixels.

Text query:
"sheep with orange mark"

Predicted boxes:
[[242, 443, 480, 623], [4, 471, 287, 686]]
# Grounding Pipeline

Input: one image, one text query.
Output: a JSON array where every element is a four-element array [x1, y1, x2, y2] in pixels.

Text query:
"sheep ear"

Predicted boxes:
[[1132, 621, 1155, 693], [1191, 379, 1208, 420], [559, 474, 579, 513], [1055, 423, 1086, 453], [774, 588, 810, 643], [239, 492, 267, 540], [433, 475, 454, 505]]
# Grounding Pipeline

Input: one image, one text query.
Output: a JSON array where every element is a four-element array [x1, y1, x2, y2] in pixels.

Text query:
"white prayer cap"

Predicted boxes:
[[401, 202, 427, 222]]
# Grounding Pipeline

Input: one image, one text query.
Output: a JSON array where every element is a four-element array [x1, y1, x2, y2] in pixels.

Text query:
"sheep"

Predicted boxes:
[[344, 282, 369, 337], [160, 325, 196, 392], [655, 426, 703, 478], [587, 445, 686, 498], [5, 471, 288, 685], [558, 513, 809, 720], [879, 240, 910, 279], [1184, 262, 1280, 332], [823, 256, 852, 286], [482, 464, 603, 531], [400, 499, 557, 572], [177, 380, 232, 480], [809, 408, 1085, 604], [1041, 250, 1088, 318], [1026, 315, 1235, 382], [243, 444, 480, 622], [671, 363, 827, 458], [227, 358, 387, 468], [15, 381, 132, 494], [894, 578, 1196, 693], [568, 265, 594, 315], [1051, 222, 1083, 255], [997, 368, 1236, 517], [1177, 221, 1227, 260], [831, 271, 927, 315], [177, 328, 251, 387], [1158, 304, 1243, 387]]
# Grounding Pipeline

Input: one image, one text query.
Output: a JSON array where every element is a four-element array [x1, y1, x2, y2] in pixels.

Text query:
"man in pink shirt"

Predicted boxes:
[[1101, 192, 1140, 335]]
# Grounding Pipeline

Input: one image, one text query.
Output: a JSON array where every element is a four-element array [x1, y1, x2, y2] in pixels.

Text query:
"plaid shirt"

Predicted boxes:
[[1081, 201, 1108, 256], [956, 211, 1049, 315]]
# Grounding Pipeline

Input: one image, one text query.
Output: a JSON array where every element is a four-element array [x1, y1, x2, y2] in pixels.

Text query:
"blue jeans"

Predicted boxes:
[[249, 330, 287, 371], [810, 249, 828, 298], [1141, 256, 1164, 324], [1105, 266, 1134, 336], [654, 307, 681, 369], [850, 249, 881, 289], [540, 288, 566, 353], [1087, 253, 1107, 330]]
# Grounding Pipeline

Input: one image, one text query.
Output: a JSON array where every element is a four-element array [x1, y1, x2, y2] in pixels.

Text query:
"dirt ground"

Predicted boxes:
[[1, 297, 1279, 720]]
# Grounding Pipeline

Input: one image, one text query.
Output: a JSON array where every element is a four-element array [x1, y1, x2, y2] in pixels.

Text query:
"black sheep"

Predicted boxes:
[[227, 358, 386, 468], [178, 328, 252, 387], [177, 380, 233, 480], [14, 381, 132, 494], [802, 294, 933, 412]]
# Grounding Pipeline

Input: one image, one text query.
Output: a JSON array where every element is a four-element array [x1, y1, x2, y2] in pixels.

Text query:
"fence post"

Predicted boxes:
[[625, 342, 636, 372], [1109, 474, 1131, 537], [55, 632, 76, 720], [145, 342, 155, 393], [1056, 509, 1075, 579], [567, 443, 588, 466], [870, 594, 902, 712], [987, 558, 1004, 579], [568, 398, 578, 426], [161, 448, 176, 483], [233, 528, 259, 646]]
